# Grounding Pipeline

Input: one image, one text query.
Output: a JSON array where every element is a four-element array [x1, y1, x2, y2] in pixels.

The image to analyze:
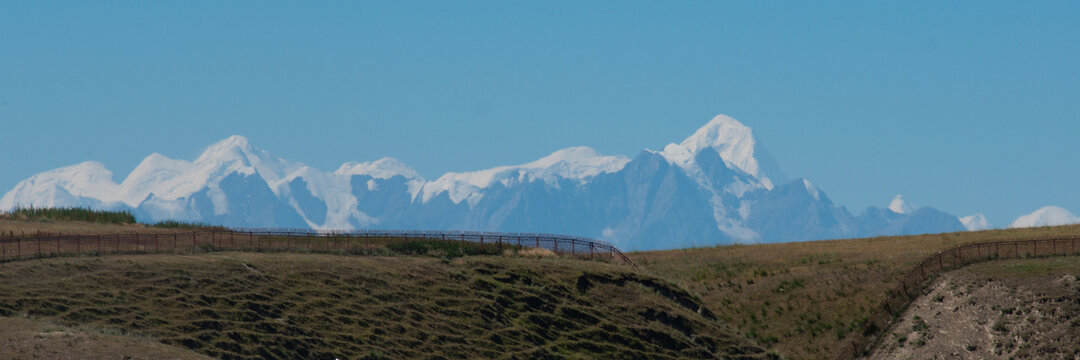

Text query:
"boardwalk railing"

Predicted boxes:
[[0, 228, 637, 267], [835, 235, 1080, 359]]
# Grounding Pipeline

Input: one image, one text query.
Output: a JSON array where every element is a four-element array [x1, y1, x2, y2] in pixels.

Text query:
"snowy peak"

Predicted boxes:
[[196, 135, 300, 184], [680, 115, 757, 168], [0, 161, 122, 209], [801, 178, 821, 201], [888, 194, 914, 214], [960, 214, 991, 231], [118, 153, 197, 205], [658, 114, 781, 189], [336, 158, 422, 180], [1009, 206, 1080, 228]]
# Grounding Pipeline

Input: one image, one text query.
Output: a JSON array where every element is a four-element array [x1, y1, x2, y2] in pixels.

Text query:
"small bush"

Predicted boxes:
[[151, 220, 225, 230]]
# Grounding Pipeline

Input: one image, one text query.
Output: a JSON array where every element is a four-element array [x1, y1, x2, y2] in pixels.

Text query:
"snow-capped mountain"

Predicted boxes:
[[1, 114, 970, 250], [416, 146, 630, 206], [1009, 206, 1080, 228], [959, 214, 991, 231], [888, 195, 915, 215]]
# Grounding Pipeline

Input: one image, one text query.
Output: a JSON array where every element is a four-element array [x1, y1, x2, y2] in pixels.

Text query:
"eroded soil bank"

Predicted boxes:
[[868, 257, 1080, 359]]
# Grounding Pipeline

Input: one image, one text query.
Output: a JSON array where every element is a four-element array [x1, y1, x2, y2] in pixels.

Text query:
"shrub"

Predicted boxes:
[[2, 207, 136, 225]]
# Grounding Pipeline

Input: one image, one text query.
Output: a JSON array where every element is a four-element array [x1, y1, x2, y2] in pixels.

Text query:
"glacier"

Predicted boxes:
[[1, 114, 970, 250]]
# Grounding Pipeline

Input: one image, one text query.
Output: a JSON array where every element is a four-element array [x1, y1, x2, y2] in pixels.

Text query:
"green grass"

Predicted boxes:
[[1, 207, 136, 225], [0, 253, 773, 360]]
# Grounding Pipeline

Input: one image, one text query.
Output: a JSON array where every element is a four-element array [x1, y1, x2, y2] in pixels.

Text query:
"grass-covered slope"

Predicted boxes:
[[630, 224, 1080, 360], [0, 252, 771, 360], [0, 317, 213, 360]]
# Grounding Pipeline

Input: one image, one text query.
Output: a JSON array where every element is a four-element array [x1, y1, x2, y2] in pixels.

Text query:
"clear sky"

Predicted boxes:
[[2, 1, 1078, 226]]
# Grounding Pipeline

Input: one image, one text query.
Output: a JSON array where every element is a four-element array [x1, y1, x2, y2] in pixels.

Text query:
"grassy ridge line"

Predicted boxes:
[[630, 224, 1080, 360]]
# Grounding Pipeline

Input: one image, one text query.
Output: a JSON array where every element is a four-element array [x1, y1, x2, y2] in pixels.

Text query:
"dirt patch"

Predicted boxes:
[[867, 257, 1080, 359]]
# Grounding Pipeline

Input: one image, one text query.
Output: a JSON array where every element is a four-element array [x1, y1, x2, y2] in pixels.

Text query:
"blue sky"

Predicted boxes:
[[1, 1, 1077, 226]]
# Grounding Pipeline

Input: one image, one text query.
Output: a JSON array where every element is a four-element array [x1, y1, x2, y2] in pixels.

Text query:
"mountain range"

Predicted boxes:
[[3, 115, 1071, 250]]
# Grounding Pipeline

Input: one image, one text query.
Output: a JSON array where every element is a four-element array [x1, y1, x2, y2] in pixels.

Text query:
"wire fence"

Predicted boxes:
[[834, 235, 1080, 359], [0, 228, 637, 267]]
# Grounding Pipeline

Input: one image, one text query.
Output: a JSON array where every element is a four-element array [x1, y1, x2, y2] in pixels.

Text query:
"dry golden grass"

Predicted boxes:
[[629, 224, 1080, 360], [506, 247, 558, 258]]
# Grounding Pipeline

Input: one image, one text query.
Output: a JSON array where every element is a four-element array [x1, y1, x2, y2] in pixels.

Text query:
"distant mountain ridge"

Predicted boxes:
[[3, 115, 971, 250]]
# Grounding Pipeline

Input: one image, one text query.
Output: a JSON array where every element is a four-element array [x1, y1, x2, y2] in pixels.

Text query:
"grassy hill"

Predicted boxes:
[[4, 210, 1080, 359], [629, 225, 1080, 359], [0, 252, 772, 360]]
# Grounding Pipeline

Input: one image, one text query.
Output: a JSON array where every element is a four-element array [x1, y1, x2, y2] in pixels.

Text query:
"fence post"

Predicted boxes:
[[37, 234, 41, 258], [76, 235, 80, 254], [116, 234, 120, 253]]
